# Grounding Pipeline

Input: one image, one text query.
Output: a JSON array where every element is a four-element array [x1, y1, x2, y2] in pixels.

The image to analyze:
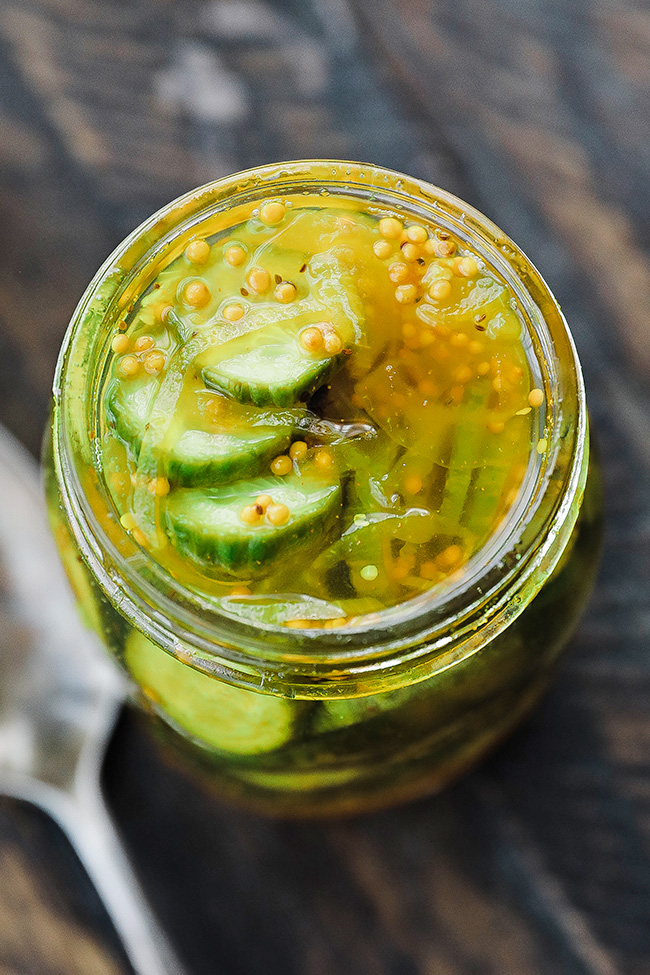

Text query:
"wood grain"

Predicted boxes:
[[0, 0, 649, 972]]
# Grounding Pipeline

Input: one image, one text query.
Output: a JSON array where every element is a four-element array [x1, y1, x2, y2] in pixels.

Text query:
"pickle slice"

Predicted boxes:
[[164, 474, 343, 574], [106, 378, 292, 484], [105, 377, 157, 456], [125, 631, 295, 754], [165, 426, 292, 486], [202, 325, 341, 407]]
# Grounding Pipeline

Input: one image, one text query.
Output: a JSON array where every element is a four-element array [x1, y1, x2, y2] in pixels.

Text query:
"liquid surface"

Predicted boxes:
[[101, 198, 544, 628]]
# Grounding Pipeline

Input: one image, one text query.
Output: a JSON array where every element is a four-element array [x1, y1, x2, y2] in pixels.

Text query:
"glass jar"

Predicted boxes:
[[44, 161, 602, 817]]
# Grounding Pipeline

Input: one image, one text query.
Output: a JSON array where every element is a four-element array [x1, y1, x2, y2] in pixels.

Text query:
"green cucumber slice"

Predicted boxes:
[[202, 325, 339, 407], [105, 377, 157, 456], [165, 474, 343, 573], [200, 252, 364, 407], [165, 426, 291, 486], [106, 379, 291, 485], [125, 630, 295, 754]]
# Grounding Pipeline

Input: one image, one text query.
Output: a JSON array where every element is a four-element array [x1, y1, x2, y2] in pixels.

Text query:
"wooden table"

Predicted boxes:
[[0, 0, 649, 972]]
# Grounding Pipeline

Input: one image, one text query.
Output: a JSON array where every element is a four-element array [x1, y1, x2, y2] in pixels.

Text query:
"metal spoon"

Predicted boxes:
[[0, 424, 188, 975]]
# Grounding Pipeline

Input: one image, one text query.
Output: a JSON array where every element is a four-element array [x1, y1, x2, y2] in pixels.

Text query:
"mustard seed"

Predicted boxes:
[[185, 240, 210, 264]]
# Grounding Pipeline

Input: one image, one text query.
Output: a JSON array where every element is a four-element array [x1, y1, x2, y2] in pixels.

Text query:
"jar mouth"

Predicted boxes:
[[52, 160, 588, 694]]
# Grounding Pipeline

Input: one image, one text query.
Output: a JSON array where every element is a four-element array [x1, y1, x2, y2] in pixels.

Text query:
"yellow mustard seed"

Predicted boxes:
[[404, 473, 423, 495], [185, 239, 211, 264], [270, 455, 292, 476], [315, 449, 334, 471], [259, 200, 286, 225], [120, 512, 137, 531], [148, 476, 170, 496], [436, 544, 463, 571], [119, 355, 141, 377], [300, 326, 324, 353], [528, 388, 544, 408], [267, 503, 290, 526], [324, 332, 343, 355], [274, 281, 297, 303], [437, 239, 456, 257], [488, 419, 506, 434], [419, 328, 435, 347], [420, 560, 439, 580], [389, 262, 410, 284], [401, 242, 420, 263], [256, 494, 273, 512], [134, 335, 154, 352], [111, 334, 130, 354], [391, 560, 411, 581], [428, 279, 452, 301], [247, 266, 272, 294], [144, 351, 165, 375], [457, 256, 479, 278], [224, 244, 246, 266], [477, 361, 490, 376], [453, 364, 473, 384], [395, 283, 417, 304], [509, 366, 524, 383], [402, 321, 418, 339], [240, 505, 262, 525], [450, 332, 469, 348], [373, 239, 393, 259], [223, 302, 245, 322], [266, 504, 291, 527], [406, 225, 428, 244], [379, 217, 403, 240], [468, 340, 483, 356], [289, 441, 308, 461], [184, 280, 211, 308], [423, 239, 437, 256]]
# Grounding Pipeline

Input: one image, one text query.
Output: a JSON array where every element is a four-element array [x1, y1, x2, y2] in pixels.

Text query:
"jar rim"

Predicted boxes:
[[51, 160, 588, 695]]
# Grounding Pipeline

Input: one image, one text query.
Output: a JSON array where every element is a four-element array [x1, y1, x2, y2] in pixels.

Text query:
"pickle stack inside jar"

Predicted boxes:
[[102, 196, 545, 629]]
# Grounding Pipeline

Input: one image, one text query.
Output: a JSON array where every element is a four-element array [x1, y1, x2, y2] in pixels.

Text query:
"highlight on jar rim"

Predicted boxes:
[[46, 161, 600, 815]]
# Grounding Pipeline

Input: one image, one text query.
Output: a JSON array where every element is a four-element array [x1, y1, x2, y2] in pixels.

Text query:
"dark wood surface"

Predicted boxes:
[[0, 0, 649, 972]]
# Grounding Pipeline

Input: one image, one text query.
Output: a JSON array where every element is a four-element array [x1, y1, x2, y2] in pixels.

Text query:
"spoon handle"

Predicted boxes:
[[57, 783, 189, 975], [2, 775, 190, 975]]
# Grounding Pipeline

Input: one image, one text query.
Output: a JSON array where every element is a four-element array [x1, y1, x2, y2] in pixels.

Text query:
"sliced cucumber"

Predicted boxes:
[[314, 683, 427, 732], [125, 630, 295, 754], [202, 325, 339, 407], [106, 378, 291, 485], [165, 474, 343, 574], [201, 252, 364, 407], [166, 426, 291, 486], [438, 396, 487, 526], [105, 377, 157, 457]]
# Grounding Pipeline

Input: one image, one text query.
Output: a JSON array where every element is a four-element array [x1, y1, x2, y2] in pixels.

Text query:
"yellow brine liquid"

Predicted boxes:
[[101, 196, 545, 628]]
